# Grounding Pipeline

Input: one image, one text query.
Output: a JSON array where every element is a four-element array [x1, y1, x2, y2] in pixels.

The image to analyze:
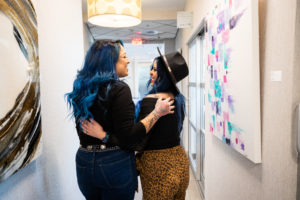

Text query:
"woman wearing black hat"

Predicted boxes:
[[134, 50, 189, 200], [83, 49, 190, 200]]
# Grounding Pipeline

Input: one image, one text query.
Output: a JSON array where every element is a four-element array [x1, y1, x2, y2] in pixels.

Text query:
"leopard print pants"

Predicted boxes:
[[136, 145, 190, 200]]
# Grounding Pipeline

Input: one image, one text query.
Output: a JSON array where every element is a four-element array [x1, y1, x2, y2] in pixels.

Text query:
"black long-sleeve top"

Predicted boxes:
[[137, 97, 183, 150], [75, 81, 146, 151]]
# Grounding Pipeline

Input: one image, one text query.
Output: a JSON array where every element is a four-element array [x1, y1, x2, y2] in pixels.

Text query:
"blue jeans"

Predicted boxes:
[[76, 148, 137, 200]]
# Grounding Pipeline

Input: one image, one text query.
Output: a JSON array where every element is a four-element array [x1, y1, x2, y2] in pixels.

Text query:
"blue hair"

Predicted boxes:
[[135, 57, 186, 132], [66, 40, 123, 121]]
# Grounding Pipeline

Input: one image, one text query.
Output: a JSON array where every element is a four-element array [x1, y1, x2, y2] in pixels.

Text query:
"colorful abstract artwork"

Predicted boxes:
[[205, 0, 261, 163], [0, 0, 41, 182]]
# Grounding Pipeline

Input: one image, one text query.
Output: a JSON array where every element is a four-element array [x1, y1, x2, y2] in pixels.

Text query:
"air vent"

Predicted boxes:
[[141, 30, 158, 36]]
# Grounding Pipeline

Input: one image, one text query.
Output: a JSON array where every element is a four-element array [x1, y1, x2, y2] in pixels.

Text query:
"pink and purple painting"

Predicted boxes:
[[205, 0, 261, 163]]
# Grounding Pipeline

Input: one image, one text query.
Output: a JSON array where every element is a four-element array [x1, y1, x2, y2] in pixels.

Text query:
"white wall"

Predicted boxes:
[[0, 0, 85, 199], [294, 1, 300, 197], [142, 10, 177, 20], [37, 0, 85, 198], [176, 0, 299, 199], [164, 38, 175, 54]]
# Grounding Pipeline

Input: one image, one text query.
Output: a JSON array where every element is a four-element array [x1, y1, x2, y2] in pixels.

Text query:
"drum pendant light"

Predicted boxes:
[[88, 0, 142, 28]]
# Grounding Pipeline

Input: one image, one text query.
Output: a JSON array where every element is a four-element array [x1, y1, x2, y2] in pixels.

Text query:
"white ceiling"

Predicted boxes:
[[87, 0, 186, 42], [87, 19, 177, 41]]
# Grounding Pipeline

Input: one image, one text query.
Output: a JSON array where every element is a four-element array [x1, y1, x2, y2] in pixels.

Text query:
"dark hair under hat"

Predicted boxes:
[[157, 47, 189, 94]]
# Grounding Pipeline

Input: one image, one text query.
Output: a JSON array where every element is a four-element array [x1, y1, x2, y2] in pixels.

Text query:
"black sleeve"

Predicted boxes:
[[108, 82, 147, 151], [182, 106, 185, 123]]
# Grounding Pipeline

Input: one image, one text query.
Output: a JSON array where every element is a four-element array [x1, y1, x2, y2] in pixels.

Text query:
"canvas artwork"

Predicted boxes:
[[0, 0, 41, 182], [205, 0, 261, 163]]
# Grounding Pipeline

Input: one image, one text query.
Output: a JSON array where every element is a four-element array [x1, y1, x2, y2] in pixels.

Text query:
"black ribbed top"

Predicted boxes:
[[137, 97, 181, 150]]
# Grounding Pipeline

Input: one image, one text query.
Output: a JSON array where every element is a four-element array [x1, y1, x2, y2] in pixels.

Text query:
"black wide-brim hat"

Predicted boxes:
[[157, 47, 189, 94]]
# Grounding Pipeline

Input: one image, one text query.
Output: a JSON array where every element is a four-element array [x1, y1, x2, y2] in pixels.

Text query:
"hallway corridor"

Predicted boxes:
[[1, 0, 300, 199]]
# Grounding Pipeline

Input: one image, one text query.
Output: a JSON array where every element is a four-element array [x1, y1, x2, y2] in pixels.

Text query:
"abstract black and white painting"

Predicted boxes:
[[0, 0, 41, 182]]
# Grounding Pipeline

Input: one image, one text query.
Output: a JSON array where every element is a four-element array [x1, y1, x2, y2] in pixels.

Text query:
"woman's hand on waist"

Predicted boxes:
[[81, 119, 106, 140]]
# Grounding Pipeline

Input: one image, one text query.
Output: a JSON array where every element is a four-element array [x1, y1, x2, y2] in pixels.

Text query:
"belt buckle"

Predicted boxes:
[[100, 144, 106, 150], [86, 145, 93, 151]]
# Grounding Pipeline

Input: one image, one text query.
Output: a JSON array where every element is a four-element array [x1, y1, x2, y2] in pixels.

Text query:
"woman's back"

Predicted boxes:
[[137, 92, 182, 150], [76, 80, 146, 149]]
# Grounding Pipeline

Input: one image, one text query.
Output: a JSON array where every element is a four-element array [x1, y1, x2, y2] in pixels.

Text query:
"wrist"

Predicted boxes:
[[153, 110, 161, 119], [101, 132, 109, 143], [99, 131, 106, 140]]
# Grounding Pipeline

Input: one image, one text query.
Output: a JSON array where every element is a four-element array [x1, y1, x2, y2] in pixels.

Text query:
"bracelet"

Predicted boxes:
[[102, 132, 109, 143]]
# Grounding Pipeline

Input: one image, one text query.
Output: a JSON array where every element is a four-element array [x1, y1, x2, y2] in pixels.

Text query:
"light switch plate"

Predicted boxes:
[[271, 71, 282, 82]]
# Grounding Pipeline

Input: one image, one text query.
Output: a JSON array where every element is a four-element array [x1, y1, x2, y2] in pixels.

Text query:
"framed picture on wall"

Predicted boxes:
[[205, 0, 261, 163], [0, 0, 42, 182]]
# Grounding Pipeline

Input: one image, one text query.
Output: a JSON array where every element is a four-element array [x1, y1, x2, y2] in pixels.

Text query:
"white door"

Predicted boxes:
[[188, 35, 205, 198]]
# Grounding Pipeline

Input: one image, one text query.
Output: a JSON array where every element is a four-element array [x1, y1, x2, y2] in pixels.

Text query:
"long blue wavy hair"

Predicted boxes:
[[66, 40, 123, 121], [135, 57, 186, 132]]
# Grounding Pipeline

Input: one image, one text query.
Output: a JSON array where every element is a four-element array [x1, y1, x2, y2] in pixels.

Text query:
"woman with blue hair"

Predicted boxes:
[[84, 48, 190, 200], [66, 40, 174, 200]]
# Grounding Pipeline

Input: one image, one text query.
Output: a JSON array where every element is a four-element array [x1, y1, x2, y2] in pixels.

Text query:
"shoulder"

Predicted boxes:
[[111, 80, 130, 92], [111, 80, 128, 87], [110, 80, 132, 98], [145, 92, 174, 99], [145, 94, 157, 98]]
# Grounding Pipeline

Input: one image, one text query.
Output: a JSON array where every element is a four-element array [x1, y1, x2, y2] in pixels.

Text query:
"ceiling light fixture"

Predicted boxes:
[[88, 0, 142, 28]]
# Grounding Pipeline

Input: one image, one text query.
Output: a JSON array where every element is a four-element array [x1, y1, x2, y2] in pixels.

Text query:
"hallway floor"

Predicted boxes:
[[134, 168, 203, 200]]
